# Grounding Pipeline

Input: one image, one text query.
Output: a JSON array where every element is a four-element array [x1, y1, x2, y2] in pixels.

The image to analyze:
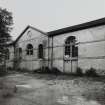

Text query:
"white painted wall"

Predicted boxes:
[[7, 25, 105, 75], [52, 25, 105, 75], [15, 27, 49, 70]]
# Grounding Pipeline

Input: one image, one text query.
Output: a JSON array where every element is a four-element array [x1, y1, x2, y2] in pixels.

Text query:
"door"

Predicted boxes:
[[64, 60, 78, 73], [64, 36, 78, 73]]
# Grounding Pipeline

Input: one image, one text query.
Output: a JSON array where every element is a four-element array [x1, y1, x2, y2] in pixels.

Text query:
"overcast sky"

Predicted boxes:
[[0, 0, 105, 39]]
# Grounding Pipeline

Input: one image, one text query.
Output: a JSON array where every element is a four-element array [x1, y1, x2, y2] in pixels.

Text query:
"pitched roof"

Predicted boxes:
[[48, 17, 105, 37], [14, 25, 47, 44], [13, 17, 105, 45]]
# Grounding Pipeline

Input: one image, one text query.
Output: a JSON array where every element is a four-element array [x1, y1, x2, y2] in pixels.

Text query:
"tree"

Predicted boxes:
[[0, 7, 13, 68]]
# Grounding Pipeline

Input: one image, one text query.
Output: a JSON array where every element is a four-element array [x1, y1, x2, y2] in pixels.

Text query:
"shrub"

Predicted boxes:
[[76, 67, 83, 76], [0, 66, 7, 76], [85, 67, 98, 77], [42, 66, 51, 73], [33, 67, 51, 74], [33, 67, 61, 75], [33, 68, 42, 73], [51, 67, 61, 74], [0, 70, 7, 76], [7, 67, 13, 71]]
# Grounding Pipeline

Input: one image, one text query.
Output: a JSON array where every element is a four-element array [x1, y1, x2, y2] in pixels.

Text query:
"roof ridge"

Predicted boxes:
[[48, 17, 105, 36]]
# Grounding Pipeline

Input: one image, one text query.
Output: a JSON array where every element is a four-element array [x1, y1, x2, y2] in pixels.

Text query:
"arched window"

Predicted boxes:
[[65, 36, 78, 57], [38, 44, 43, 58], [18, 47, 22, 57], [26, 44, 33, 55]]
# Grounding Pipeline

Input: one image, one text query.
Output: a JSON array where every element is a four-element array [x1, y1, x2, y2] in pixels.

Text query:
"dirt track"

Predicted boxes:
[[0, 73, 105, 105]]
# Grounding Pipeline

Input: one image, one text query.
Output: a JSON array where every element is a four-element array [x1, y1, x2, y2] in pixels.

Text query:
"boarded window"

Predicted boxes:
[[65, 36, 78, 57], [38, 44, 43, 58], [26, 44, 33, 55]]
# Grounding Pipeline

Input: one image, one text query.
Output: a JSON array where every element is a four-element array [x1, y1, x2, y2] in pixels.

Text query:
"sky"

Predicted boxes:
[[0, 0, 105, 39]]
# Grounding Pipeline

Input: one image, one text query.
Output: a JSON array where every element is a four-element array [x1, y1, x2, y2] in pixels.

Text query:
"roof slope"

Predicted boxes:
[[12, 17, 105, 46], [48, 17, 105, 37]]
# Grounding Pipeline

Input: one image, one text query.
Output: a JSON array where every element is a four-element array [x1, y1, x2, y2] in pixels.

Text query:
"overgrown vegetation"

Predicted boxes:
[[0, 7, 13, 76], [0, 8, 13, 60], [7, 67, 13, 71], [6, 66, 99, 77], [33, 66, 61, 75], [85, 67, 98, 77], [0, 66, 7, 76], [76, 67, 83, 76], [75, 67, 99, 77], [7, 67, 31, 73]]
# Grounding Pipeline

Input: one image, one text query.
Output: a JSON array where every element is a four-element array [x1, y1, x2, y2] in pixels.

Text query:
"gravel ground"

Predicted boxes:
[[0, 73, 105, 105]]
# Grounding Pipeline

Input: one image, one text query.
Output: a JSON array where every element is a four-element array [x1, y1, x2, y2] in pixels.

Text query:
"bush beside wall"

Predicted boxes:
[[33, 66, 62, 74], [75, 67, 99, 77], [85, 67, 98, 77], [76, 67, 83, 76], [6, 65, 100, 77], [0, 66, 7, 76]]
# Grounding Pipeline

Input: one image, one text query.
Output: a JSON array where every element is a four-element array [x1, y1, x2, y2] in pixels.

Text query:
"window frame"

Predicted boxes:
[[65, 36, 78, 58], [38, 44, 44, 59], [26, 44, 33, 55]]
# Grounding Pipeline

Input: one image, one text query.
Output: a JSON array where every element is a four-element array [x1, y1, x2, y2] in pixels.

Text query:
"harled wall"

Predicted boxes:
[[14, 28, 49, 71], [50, 25, 105, 75]]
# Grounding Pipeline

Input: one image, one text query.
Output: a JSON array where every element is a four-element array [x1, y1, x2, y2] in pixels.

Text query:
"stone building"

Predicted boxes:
[[6, 17, 105, 75]]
